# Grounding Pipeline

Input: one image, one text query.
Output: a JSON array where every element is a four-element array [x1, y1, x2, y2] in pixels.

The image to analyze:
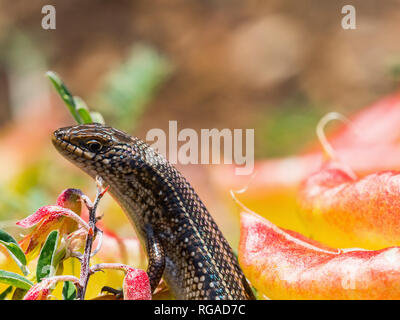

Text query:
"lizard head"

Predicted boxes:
[[52, 123, 144, 179], [52, 123, 172, 236]]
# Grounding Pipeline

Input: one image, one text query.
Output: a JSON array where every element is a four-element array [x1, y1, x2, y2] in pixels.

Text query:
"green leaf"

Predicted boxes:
[[0, 241, 28, 275], [74, 96, 93, 124], [0, 229, 18, 244], [46, 71, 106, 125], [0, 229, 28, 275], [0, 286, 13, 300], [99, 44, 172, 130], [0, 270, 33, 290], [90, 112, 105, 124], [46, 71, 82, 124], [62, 281, 76, 300], [36, 230, 59, 282]]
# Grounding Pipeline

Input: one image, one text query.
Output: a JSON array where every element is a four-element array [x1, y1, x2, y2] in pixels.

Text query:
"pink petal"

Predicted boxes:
[[16, 205, 63, 228], [16, 205, 88, 229], [23, 282, 52, 300], [56, 188, 84, 215], [123, 268, 152, 300]]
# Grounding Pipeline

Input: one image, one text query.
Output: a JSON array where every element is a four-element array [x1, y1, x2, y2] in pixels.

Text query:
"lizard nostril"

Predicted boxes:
[[52, 130, 66, 144]]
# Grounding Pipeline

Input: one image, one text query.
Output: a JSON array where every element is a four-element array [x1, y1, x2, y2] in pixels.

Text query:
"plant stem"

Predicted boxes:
[[76, 178, 106, 300]]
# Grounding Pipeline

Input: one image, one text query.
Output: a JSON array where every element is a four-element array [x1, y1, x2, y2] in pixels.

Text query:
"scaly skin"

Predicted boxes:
[[52, 123, 255, 300]]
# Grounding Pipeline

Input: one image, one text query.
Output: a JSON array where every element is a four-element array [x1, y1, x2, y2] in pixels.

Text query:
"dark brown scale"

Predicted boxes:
[[52, 123, 255, 300]]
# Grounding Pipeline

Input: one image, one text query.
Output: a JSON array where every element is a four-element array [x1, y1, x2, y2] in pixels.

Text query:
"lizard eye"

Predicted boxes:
[[86, 140, 103, 153]]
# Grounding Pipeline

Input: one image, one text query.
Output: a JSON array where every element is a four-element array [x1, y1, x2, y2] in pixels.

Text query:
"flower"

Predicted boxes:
[[17, 189, 89, 257], [91, 263, 151, 300]]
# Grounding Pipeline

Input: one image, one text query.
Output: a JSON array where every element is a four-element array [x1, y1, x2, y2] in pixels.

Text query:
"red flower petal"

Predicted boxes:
[[298, 162, 400, 248], [23, 281, 53, 300], [56, 188, 84, 215], [239, 210, 400, 299], [16, 206, 63, 228], [17, 205, 88, 255], [123, 268, 151, 300]]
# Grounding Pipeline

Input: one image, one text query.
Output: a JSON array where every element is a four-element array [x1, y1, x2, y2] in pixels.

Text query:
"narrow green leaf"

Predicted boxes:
[[46, 71, 83, 124], [0, 229, 18, 245], [74, 96, 93, 124], [62, 281, 76, 300], [0, 286, 13, 300], [90, 112, 105, 124], [0, 241, 28, 275], [53, 248, 66, 271], [0, 270, 33, 290], [36, 230, 59, 282], [0, 229, 27, 275]]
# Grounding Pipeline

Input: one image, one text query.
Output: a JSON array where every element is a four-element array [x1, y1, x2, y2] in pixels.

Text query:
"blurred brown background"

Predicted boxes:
[[0, 0, 400, 244], [2, 0, 400, 149]]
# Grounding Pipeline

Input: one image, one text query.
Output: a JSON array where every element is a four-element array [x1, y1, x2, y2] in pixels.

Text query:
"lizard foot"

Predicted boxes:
[[101, 286, 123, 299]]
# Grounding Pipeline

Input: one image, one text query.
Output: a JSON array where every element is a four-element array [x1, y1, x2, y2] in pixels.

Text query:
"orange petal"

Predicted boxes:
[[298, 163, 400, 249], [17, 205, 85, 255], [212, 92, 400, 239], [239, 210, 400, 299]]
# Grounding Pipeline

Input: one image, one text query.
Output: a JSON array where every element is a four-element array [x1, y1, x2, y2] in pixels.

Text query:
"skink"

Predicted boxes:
[[52, 123, 255, 300]]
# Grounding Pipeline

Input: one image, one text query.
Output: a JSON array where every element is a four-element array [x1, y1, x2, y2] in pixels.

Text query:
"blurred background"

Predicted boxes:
[[1, 0, 400, 249]]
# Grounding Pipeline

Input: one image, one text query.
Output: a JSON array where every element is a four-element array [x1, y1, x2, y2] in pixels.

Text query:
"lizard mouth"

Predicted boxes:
[[52, 128, 77, 154], [52, 128, 96, 161], [52, 128, 71, 152]]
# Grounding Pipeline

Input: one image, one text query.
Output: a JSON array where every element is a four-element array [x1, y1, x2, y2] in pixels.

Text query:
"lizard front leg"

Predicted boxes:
[[145, 223, 165, 293]]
